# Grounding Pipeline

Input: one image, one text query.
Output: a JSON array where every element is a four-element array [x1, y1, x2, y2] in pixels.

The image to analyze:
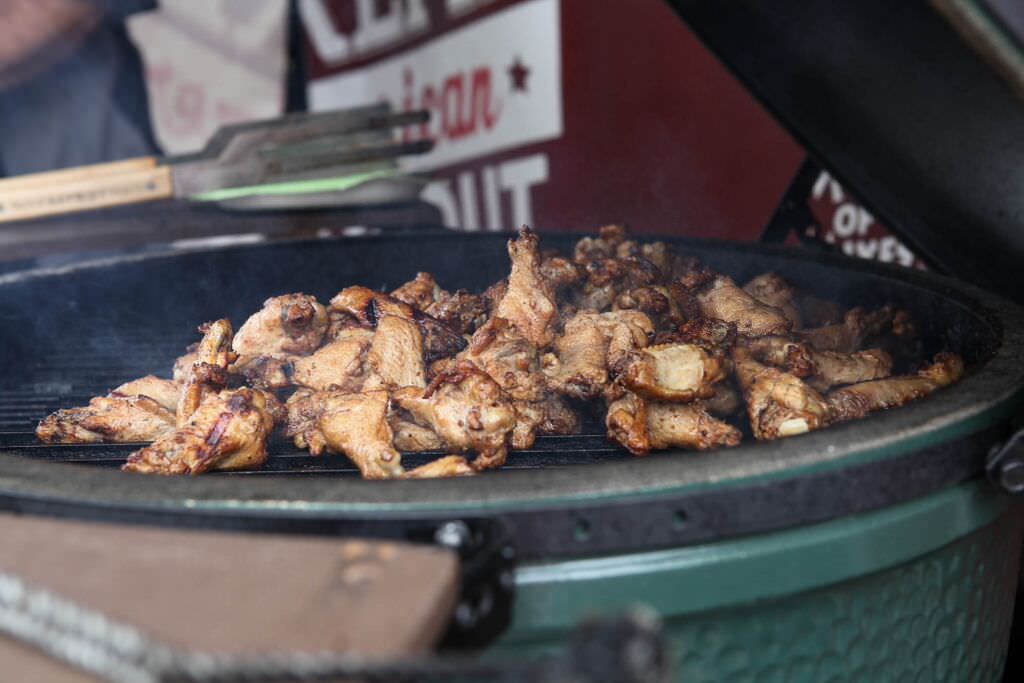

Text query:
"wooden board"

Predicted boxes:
[[0, 514, 459, 682]]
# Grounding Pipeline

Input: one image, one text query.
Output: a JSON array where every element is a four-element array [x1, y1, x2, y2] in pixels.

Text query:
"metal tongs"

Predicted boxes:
[[0, 104, 433, 223]]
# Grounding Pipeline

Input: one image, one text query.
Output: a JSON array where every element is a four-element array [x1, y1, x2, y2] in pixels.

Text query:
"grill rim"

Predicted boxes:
[[0, 232, 1021, 531]]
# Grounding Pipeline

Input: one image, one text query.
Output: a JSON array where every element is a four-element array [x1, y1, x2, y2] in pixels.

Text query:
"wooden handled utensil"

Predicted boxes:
[[0, 104, 432, 223]]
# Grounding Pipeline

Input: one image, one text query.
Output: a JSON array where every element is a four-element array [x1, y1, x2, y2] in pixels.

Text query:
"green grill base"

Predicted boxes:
[[499, 481, 1023, 682]]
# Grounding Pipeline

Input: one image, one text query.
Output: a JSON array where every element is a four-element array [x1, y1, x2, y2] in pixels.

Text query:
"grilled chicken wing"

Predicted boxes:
[[389, 415, 445, 452], [233, 293, 328, 357], [695, 275, 792, 338], [828, 352, 964, 422], [37, 395, 175, 444], [745, 336, 893, 390], [391, 272, 441, 311], [543, 310, 653, 400], [493, 227, 558, 347], [573, 224, 628, 263], [285, 389, 403, 479], [798, 306, 899, 353], [177, 319, 236, 426], [122, 388, 276, 474], [330, 286, 466, 362], [426, 289, 489, 335], [289, 328, 374, 392], [363, 315, 426, 390], [743, 272, 802, 328], [395, 361, 516, 470], [458, 317, 576, 449], [732, 347, 831, 440], [110, 376, 179, 412], [705, 381, 741, 417], [606, 391, 740, 455], [621, 343, 729, 402], [403, 455, 475, 478]]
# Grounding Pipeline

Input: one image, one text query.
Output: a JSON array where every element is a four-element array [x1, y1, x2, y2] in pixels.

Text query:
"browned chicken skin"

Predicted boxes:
[[732, 347, 832, 440], [799, 306, 898, 353], [828, 352, 964, 422], [233, 293, 328, 357], [177, 319, 236, 427], [122, 388, 276, 474], [745, 336, 893, 390], [285, 389, 403, 479], [695, 275, 792, 338], [493, 227, 558, 347], [37, 395, 175, 444], [606, 391, 740, 455], [391, 272, 441, 311], [395, 361, 516, 470], [743, 272, 802, 329], [290, 328, 374, 392], [403, 455, 476, 479], [110, 376, 179, 412], [543, 310, 653, 400], [363, 315, 426, 391]]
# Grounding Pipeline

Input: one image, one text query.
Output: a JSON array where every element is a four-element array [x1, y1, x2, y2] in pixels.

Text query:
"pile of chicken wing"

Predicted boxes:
[[36, 226, 965, 478]]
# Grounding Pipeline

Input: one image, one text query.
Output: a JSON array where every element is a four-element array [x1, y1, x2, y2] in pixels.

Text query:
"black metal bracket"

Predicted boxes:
[[987, 426, 1024, 494], [416, 517, 516, 649]]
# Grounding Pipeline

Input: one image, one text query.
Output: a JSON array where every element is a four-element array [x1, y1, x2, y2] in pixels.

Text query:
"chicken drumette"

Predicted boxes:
[[123, 388, 277, 475]]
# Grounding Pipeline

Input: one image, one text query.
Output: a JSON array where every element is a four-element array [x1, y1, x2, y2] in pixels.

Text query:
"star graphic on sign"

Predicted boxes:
[[508, 57, 530, 93]]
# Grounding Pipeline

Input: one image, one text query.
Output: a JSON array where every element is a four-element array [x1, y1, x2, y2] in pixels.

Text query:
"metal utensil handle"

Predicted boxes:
[[0, 165, 173, 223], [986, 425, 1024, 494]]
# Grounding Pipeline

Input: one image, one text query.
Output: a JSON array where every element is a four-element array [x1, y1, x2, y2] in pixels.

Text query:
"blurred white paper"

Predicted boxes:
[[128, 0, 288, 154]]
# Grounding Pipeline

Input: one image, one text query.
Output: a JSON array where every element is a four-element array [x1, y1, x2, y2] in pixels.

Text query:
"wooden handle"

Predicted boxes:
[[0, 156, 158, 192], [0, 164, 173, 223]]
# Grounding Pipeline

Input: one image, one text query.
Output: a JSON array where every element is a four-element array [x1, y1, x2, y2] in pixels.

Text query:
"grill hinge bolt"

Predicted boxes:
[[434, 520, 471, 550], [986, 427, 1024, 494]]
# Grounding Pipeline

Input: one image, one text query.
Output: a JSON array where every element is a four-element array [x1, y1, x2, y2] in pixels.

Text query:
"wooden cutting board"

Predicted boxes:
[[0, 514, 459, 682]]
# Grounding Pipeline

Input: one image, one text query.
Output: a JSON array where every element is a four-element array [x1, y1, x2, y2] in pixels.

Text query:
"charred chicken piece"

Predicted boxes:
[[37, 395, 176, 444], [330, 286, 466, 362], [743, 272, 802, 329], [426, 289, 489, 335], [122, 388, 276, 475], [732, 347, 832, 440], [694, 275, 792, 338], [395, 361, 516, 470], [799, 306, 900, 353], [745, 336, 894, 391], [177, 319, 236, 427], [285, 389, 404, 479], [233, 293, 328, 357], [606, 391, 741, 455], [574, 257, 662, 313], [110, 375, 180, 412], [828, 352, 964, 422], [391, 272, 441, 311], [459, 317, 576, 449], [493, 227, 558, 347], [363, 314, 426, 391], [573, 224, 628, 263], [291, 327, 375, 392], [543, 310, 653, 400], [540, 252, 585, 292], [621, 343, 729, 402], [403, 455, 476, 479]]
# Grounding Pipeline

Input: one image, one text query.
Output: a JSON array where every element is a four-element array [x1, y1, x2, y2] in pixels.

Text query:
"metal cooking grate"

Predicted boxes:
[[1, 333, 635, 476]]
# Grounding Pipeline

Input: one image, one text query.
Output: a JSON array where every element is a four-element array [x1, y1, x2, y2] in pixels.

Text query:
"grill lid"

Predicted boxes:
[[668, 0, 1024, 299]]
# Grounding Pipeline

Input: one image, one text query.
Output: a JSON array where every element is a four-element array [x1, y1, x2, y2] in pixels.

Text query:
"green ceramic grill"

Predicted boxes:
[[0, 232, 1021, 681]]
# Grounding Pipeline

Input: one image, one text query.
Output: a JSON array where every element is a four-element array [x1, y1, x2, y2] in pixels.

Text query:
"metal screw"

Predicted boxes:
[[434, 520, 471, 550]]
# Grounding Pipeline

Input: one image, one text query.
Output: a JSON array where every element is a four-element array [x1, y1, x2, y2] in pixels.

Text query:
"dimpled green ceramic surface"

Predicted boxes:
[[499, 481, 1023, 681]]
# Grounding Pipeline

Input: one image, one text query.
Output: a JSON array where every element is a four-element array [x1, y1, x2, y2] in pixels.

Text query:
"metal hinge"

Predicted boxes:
[[986, 426, 1024, 494]]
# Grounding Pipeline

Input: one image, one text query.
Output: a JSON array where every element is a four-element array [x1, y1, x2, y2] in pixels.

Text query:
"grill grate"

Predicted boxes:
[[1, 334, 635, 476]]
